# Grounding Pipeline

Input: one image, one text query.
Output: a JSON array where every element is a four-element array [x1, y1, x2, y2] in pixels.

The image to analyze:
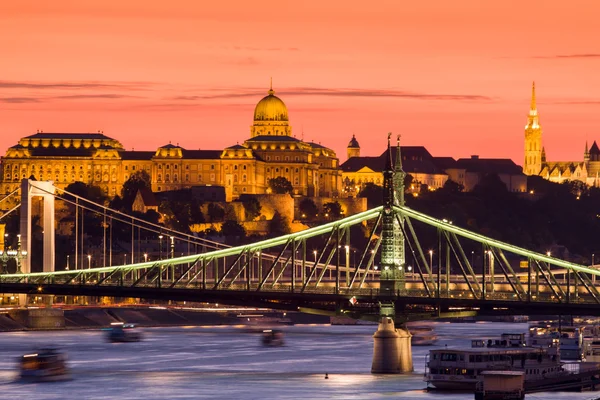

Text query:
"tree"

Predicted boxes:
[[239, 194, 262, 221], [358, 182, 384, 209], [299, 198, 318, 220], [322, 201, 343, 220], [121, 170, 152, 210], [64, 182, 106, 207], [269, 211, 291, 236], [442, 179, 464, 193], [207, 203, 225, 222], [268, 176, 293, 195], [221, 220, 246, 244]]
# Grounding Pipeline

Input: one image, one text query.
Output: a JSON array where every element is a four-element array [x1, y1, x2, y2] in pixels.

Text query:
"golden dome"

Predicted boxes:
[[253, 87, 289, 122]]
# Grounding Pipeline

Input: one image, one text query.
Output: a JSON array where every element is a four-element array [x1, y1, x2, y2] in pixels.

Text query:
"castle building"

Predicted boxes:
[[523, 82, 600, 185], [0, 84, 342, 204]]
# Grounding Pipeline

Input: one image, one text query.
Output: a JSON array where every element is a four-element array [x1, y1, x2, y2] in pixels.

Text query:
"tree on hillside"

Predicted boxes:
[[207, 203, 225, 222], [221, 220, 246, 244], [323, 201, 343, 220], [358, 182, 384, 209], [299, 198, 318, 220], [269, 211, 291, 236], [239, 194, 262, 221], [268, 176, 293, 195], [121, 170, 152, 210]]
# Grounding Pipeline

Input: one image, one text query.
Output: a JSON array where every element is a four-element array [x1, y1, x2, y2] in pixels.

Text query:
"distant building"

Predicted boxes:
[[0, 83, 342, 206], [341, 143, 448, 195], [434, 155, 527, 192], [523, 82, 600, 185], [131, 187, 159, 214]]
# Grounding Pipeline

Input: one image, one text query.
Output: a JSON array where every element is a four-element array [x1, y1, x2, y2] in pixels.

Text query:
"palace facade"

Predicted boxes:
[[523, 82, 600, 185], [0, 85, 342, 203]]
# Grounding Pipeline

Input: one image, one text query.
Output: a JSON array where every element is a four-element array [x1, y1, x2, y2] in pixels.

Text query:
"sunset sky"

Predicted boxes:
[[1, 0, 600, 165]]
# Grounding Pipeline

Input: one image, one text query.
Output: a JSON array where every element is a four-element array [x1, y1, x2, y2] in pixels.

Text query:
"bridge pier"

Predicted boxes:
[[371, 316, 413, 373]]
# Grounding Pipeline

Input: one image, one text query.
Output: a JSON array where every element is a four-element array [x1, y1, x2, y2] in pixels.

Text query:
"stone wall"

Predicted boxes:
[[9, 308, 65, 329], [295, 197, 367, 219]]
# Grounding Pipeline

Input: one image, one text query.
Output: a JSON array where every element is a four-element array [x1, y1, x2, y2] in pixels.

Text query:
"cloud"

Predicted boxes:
[[171, 87, 492, 102], [534, 54, 600, 59], [0, 80, 153, 90], [53, 94, 143, 100], [230, 46, 300, 52], [0, 97, 41, 103]]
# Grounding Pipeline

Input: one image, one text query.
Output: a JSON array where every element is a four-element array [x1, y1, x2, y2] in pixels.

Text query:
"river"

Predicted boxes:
[[0, 321, 598, 399]]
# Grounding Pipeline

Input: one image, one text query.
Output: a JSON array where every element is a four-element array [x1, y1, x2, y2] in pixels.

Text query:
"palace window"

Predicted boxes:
[[174, 174, 178, 181], [295, 168, 299, 173], [285, 168, 289, 173], [210, 173, 215, 181], [165, 174, 170, 182], [242, 187, 247, 192], [295, 157, 299, 161], [158, 174, 162, 181], [267, 156, 271, 161], [174, 165, 178, 170], [158, 165, 162, 170], [185, 174, 189, 182], [234, 165, 238, 170], [186, 165, 189, 170], [166, 165, 170, 169], [243, 165, 247, 170], [242, 174, 247, 182], [211, 164, 215, 170], [275, 156, 280, 161], [132, 166, 136, 171], [125, 166, 128, 171], [285, 156, 289, 161]]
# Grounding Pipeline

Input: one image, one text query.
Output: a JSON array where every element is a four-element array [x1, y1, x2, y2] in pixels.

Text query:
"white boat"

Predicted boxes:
[[19, 348, 70, 382], [425, 333, 564, 390], [528, 324, 587, 360]]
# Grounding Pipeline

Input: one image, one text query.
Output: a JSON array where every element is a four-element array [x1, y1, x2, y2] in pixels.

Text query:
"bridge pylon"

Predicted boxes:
[[19, 179, 56, 275], [371, 302, 413, 373]]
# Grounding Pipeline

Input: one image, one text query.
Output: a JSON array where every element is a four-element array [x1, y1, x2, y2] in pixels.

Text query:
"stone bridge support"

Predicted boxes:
[[371, 316, 413, 373]]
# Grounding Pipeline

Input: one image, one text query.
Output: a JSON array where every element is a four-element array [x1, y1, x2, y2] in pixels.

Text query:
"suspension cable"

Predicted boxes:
[[0, 188, 20, 204], [0, 203, 21, 221]]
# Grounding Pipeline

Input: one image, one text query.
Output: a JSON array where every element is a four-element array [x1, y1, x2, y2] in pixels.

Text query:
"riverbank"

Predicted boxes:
[[0, 306, 331, 331]]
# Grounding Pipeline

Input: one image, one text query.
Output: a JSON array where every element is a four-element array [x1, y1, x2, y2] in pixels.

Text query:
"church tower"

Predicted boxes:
[[347, 135, 360, 159], [524, 82, 543, 175]]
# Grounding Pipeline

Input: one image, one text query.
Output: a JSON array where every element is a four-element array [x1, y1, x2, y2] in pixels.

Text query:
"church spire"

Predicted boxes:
[[268, 77, 274, 95], [530, 81, 536, 111]]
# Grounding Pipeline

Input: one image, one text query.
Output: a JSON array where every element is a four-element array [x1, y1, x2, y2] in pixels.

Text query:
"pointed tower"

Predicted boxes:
[[584, 141, 590, 165], [524, 82, 543, 175], [380, 133, 405, 295]]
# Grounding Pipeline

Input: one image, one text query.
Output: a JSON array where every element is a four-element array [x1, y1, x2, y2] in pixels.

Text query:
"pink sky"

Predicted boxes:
[[1, 0, 600, 165]]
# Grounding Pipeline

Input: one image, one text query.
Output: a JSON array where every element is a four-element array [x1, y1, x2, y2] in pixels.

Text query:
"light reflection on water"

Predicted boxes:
[[0, 322, 598, 399]]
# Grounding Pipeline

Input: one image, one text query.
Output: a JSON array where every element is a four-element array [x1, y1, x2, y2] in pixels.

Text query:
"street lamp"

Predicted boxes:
[[66, 254, 70, 270], [87, 254, 91, 269], [159, 235, 163, 260], [428, 250, 433, 275], [144, 253, 148, 263], [170, 236, 175, 259], [471, 251, 474, 267], [407, 265, 413, 280], [313, 250, 317, 263]]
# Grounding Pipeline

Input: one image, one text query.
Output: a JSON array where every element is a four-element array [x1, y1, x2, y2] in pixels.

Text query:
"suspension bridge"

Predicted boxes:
[[1, 137, 600, 325]]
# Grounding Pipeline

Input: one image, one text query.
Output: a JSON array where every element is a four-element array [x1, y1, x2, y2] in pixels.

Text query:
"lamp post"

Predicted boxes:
[[407, 265, 413, 281], [144, 253, 148, 263], [159, 235, 163, 260], [428, 250, 433, 277], [87, 254, 91, 269], [344, 245, 350, 286], [170, 236, 175, 259], [66, 255, 70, 270], [593, 254, 596, 283], [471, 251, 474, 267]]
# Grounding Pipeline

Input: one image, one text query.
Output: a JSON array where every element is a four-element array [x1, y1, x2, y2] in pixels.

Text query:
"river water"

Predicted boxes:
[[0, 321, 599, 399]]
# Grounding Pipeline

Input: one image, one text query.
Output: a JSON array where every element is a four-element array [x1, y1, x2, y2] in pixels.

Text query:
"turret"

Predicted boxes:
[[347, 134, 360, 159]]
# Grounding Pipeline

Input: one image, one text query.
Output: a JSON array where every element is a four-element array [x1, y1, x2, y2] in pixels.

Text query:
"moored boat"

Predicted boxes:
[[262, 329, 284, 346], [424, 333, 564, 390]]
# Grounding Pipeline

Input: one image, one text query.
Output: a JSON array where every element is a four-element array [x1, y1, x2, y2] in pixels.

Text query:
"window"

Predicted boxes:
[[266, 156, 271, 161], [285, 156, 289, 161], [242, 174, 247, 182], [125, 166, 129, 171], [242, 187, 247, 192], [234, 165, 238, 170], [174, 165, 178, 170], [243, 165, 247, 170], [158, 173, 162, 181], [186, 165, 189, 170], [210, 173, 215, 181], [132, 166, 136, 171], [295, 168, 299, 173], [185, 174, 189, 182], [211, 164, 215, 170], [295, 157, 299, 161], [167, 164, 170, 169], [158, 165, 162, 170]]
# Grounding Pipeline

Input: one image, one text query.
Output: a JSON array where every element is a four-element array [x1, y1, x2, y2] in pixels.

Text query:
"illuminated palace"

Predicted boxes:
[[0, 85, 342, 202], [524, 82, 600, 185]]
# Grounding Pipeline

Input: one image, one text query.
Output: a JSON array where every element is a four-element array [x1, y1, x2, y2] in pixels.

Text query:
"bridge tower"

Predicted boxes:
[[19, 179, 56, 274], [379, 133, 405, 295], [372, 134, 412, 374]]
